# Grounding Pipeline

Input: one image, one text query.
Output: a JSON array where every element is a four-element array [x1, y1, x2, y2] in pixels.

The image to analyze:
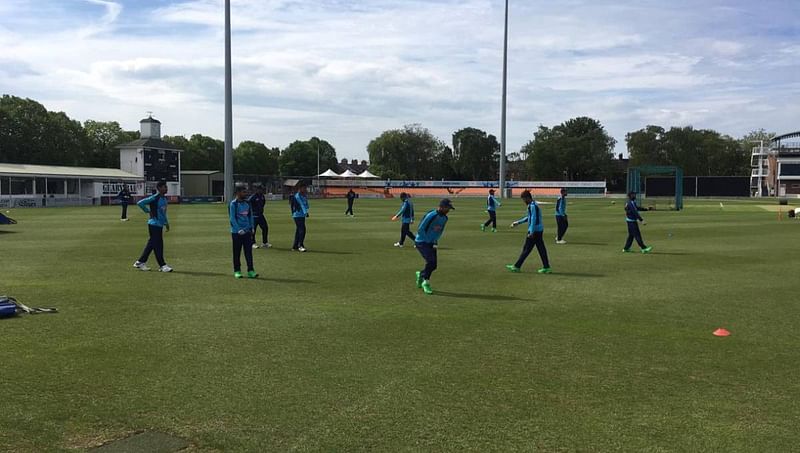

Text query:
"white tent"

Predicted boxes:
[[357, 170, 379, 178], [339, 169, 358, 178], [318, 169, 339, 177]]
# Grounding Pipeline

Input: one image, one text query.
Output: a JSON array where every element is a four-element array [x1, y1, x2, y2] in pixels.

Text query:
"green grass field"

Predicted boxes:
[[2, 197, 799, 452]]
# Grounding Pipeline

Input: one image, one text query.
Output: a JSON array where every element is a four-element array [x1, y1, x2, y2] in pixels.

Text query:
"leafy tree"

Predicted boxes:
[[161, 135, 190, 152], [626, 125, 667, 167], [84, 120, 138, 168], [627, 125, 749, 176], [164, 134, 224, 171], [451, 127, 499, 180], [740, 129, 776, 147], [234, 140, 279, 175], [704, 132, 746, 176], [506, 152, 528, 181], [367, 124, 447, 180], [524, 117, 616, 180], [432, 145, 458, 181], [279, 137, 336, 176], [0, 95, 88, 166]]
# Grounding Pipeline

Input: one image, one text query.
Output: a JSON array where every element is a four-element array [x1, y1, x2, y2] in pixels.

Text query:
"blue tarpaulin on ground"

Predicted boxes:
[[0, 213, 16, 224]]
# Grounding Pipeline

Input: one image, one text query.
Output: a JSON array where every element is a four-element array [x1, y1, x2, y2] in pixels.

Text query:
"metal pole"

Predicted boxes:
[[223, 0, 234, 202], [499, 0, 508, 197], [317, 140, 320, 191]]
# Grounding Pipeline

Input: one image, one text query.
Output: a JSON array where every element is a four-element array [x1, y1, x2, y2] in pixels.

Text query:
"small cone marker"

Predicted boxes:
[[713, 328, 730, 337]]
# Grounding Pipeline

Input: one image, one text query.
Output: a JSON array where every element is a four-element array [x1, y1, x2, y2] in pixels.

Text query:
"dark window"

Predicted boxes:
[[781, 164, 800, 176], [10, 178, 33, 195], [46, 178, 65, 195], [35, 178, 47, 195], [67, 180, 79, 194]]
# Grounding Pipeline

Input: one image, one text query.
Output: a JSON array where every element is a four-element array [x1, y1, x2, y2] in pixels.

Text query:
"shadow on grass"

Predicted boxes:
[[269, 248, 354, 255], [0, 230, 19, 234], [305, 250, 354, 255], [434, 291, 532, 302], [549, 272, 605, 278], [172, 270, 314, 284], [259, 277, 316, 284]]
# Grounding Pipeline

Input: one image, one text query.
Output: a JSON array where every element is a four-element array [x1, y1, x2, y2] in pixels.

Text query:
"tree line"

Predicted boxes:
[[1, 95, 773, 180]]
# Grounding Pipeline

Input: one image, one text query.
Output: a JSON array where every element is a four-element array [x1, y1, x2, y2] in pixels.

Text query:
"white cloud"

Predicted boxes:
[[77, 0, 122, 38], [710, 40, 745, 57]]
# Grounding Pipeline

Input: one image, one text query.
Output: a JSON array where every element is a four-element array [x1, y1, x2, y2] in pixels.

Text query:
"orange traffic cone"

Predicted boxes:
[[713, 328, 730, 337]]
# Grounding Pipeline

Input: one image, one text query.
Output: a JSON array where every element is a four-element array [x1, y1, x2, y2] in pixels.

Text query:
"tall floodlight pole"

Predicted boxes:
[[223, 0, 234, 202], [499, 0, 509, 197]]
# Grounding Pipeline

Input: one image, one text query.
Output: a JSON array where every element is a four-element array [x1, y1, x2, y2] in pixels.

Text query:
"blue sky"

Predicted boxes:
[[1, 0, 799, 161]]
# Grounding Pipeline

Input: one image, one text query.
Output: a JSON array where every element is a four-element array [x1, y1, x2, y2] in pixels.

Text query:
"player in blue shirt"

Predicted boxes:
[[133, 181, 172, 272], [414, 198, 454, 295], [481, 189, 501, 232], [230, 185, 258, 278], [555, 188, 568, 244], [248, 185, 271, 249], [623, 192, 652, 254], [290, 182, 310, 252], [392, 192, 415, 247], [506, 190, 551, 274]]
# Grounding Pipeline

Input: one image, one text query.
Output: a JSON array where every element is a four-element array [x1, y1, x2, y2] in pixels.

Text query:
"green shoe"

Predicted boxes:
[[537, 267, 552, 274], [421, 280, 433, 295], [622, 249, 632, 253], [492, 228, 497, 233], [506, 264, 521, 273], [234, 271, 243, 279], [480, 224, 486, 232], [641, 246, 653, 254], [247, 270, 259, 278], [415, 271, 423, 288]]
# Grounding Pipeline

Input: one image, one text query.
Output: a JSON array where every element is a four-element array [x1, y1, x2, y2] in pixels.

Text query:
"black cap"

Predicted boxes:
[[439, 198, 455, 210]]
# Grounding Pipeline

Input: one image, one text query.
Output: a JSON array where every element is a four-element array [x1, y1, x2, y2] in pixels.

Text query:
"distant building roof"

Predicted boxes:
[[336, 158, 369, 174], [116, 138, 182, 151], [0, 163, 143, 180], [773, 131, 800, 143], [140, 116, 161, 124], [181, 170, 221, 175]]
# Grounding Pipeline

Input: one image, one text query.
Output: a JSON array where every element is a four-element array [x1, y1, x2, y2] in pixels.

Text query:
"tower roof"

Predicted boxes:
[[116, 138, 183, 151]]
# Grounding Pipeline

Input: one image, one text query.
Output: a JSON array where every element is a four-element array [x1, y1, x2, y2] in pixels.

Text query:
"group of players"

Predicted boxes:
[[123, 181, 653, 294], [404, 189, 652, 294]]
